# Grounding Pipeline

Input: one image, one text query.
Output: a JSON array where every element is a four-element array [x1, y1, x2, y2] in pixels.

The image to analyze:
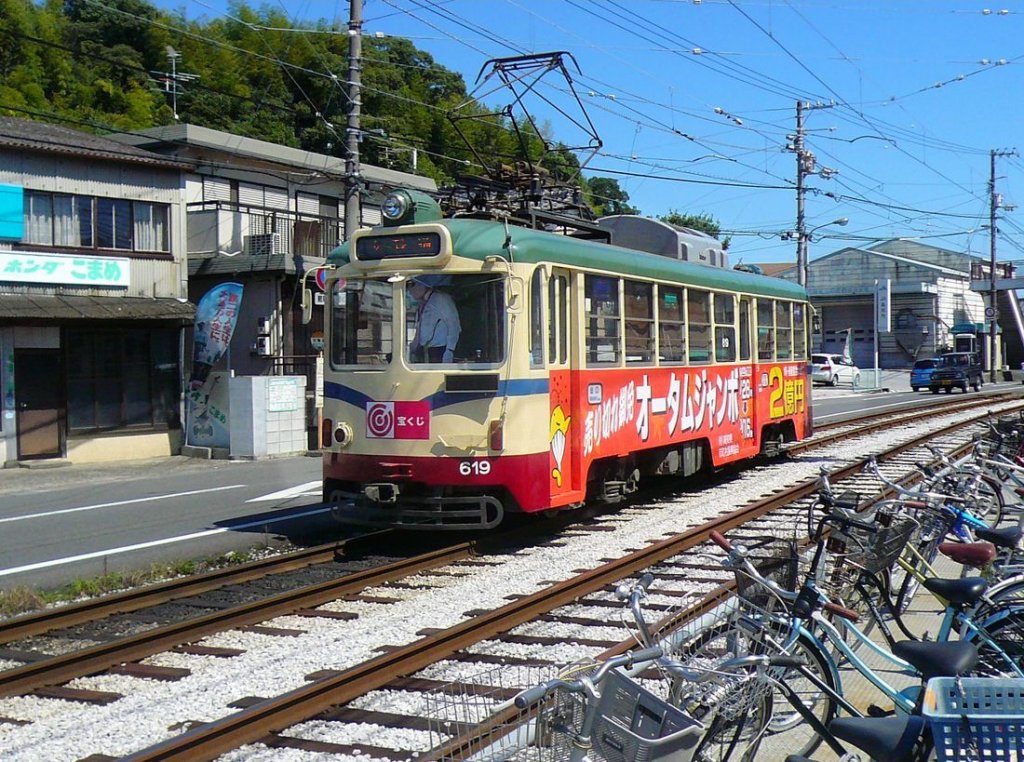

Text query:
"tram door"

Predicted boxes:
[[547, 268, 579, 500]]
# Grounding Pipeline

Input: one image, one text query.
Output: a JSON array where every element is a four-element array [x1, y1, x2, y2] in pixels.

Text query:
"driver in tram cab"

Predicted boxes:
[[408, 275, 461, 363]]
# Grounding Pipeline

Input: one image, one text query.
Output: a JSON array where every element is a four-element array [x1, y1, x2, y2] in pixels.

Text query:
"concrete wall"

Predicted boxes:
[[228, 375, 307, 459]]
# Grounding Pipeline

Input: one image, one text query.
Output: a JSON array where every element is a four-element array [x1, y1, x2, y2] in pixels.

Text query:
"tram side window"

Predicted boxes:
[[714, 292, 736, 362], [548, 273, 569, 365], [658, 286, 686, 364], [776, 301, 793, 359], [793, 303, 807, 359], [530, 269, 544, 368], [330, 278, 393, 366], [688, 289, 712, 364], [624, 280, 654, 364], [585, 275, 620, 366], [757, 299, 774, 361], [739, 297, 752, 361]]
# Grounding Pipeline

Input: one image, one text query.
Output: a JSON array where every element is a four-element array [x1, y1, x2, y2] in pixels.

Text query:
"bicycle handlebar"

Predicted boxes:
[[824, 601, 860, 622], [710, 530, 732, 551], [514, 646, 664, 708]]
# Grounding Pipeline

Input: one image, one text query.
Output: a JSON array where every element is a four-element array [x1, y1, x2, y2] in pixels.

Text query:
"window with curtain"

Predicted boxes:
[[133, 202, 169, 252], [23, 191, 170, 254], [25, 191, 53, 244]]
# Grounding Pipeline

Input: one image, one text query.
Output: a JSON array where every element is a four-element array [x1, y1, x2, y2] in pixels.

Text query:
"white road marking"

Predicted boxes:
[[0, 505, 333, 578], [245, 481, 322, 503], [0, 485, 247, 525]]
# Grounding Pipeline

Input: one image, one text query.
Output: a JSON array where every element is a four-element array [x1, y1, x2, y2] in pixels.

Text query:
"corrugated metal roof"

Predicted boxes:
[[114, 124, 436, 191], [0, 117, 193, 171], [188, 252, 324, 277], [0, 294, 195, 322]]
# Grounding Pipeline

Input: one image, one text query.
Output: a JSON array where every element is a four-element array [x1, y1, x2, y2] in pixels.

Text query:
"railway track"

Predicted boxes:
[[0, 397, 1019, 760]]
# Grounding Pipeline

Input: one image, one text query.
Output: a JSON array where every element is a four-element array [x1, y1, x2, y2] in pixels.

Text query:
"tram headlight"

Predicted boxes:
[[381, 190, 411, 224], [334, 421, 354, 448]]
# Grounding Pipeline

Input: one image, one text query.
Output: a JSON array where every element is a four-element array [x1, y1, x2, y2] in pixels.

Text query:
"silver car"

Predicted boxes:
[[811, 353, 861, 386]]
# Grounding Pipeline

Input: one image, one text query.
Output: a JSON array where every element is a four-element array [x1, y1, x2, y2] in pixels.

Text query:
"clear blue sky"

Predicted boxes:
[[172, 0, 1024, 266]]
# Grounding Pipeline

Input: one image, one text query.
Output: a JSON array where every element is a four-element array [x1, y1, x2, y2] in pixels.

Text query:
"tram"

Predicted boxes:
[[313, 188, 811, 529]]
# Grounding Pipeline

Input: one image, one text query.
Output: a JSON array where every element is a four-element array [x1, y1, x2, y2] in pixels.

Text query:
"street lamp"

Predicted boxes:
[[798, 217, 848, 288]]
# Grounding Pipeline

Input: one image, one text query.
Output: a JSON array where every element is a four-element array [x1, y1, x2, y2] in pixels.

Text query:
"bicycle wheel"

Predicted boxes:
[[975, 475, 1007, 526], [967, 605, 1024, 676], [674, 619, 838, 760], [691, 684, 772, 762]]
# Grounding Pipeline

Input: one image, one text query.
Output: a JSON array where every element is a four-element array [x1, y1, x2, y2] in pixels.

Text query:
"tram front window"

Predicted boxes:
[[330, 278, 393, 366], [405, 274, 506, 365]]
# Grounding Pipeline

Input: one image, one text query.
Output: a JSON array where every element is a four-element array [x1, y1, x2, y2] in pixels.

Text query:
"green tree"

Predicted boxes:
[[586, 176, 638, 216], [660, 209, 731, 249]]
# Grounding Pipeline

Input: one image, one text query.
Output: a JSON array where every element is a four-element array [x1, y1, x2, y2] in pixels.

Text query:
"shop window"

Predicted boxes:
[[66, 328, 180, 433]]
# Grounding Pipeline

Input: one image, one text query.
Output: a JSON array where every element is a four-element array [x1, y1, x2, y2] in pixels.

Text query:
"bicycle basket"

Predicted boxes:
[[832, 507, 917, 574], [589, 669, 704, 762], [424, 663, 580, 762], [732, 538, 800, 612], [923, 677, 1024, 762]]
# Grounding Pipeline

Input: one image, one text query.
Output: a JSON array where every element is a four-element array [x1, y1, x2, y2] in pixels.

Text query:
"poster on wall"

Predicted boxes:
[[187, 283, 244, 447]]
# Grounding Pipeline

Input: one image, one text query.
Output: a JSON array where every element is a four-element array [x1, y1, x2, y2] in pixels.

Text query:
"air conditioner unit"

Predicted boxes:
[[244, 232, 282, 257]]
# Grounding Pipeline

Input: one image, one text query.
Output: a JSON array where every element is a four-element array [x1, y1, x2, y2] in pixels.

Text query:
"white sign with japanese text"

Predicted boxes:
[[0, 250, 130, 288]]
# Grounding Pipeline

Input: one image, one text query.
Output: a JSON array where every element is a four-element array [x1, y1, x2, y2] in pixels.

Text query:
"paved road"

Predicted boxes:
[[0, 455, 326, 591], [1, 376, 1020, 592]]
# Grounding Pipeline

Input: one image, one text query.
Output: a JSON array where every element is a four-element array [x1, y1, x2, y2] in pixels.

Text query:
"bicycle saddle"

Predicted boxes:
[[939, 541, 996, 568], [892, 640, 979, 680], [975, 524, 1023, 549], [828, 716, 926, 762], [921, 576, 988, 607]]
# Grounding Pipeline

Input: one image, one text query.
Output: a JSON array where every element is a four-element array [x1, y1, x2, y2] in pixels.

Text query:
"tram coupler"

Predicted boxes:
[[364, 483, 399, 504]]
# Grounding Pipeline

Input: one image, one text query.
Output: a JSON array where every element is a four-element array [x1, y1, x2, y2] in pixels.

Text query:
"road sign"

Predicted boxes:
[[315, 267, 328, 291], [985, 306, 995, 319]]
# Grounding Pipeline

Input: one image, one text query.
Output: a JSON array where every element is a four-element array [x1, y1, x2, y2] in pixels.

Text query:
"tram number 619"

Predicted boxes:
[[459, 460, 492, 476]]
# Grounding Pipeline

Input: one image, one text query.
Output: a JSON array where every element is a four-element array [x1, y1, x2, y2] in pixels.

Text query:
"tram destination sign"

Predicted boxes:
[[354, 231, 442, 260]]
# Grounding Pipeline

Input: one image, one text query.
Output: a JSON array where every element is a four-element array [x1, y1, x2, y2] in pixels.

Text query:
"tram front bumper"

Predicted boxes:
[[327, 486, 504, 530]]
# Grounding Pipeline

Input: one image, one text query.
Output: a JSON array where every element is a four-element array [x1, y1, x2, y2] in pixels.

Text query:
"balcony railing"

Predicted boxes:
[[186, 201, 342, 260]]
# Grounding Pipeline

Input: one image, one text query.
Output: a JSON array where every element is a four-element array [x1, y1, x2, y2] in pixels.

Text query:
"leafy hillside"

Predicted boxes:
[[0, 0, 636, 212]]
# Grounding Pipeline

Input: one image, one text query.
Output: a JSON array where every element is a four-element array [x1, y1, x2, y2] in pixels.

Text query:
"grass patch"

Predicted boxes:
[[0, 544, 281, 620]]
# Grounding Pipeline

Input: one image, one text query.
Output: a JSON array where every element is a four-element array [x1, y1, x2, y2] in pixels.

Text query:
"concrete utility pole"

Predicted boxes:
[[988, 149, 1017, 382], [791, 100, 837, 288], [344, 0, 363, 240], [795, 100, 807, 287]]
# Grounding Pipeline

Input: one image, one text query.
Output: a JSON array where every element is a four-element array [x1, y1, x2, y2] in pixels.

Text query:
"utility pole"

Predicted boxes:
[[795, 100, 807, 287], [790, 100, 837, 288], [344, 0, 363, 240], [989, 148, 1018, 382]]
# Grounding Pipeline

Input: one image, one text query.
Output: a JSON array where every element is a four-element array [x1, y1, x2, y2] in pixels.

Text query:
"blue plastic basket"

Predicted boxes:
[[923, 677, 1024, 761]]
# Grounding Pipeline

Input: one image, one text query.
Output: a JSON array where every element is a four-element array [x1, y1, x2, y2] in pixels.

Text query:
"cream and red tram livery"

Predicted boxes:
[[321, 189, 812, 529]]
